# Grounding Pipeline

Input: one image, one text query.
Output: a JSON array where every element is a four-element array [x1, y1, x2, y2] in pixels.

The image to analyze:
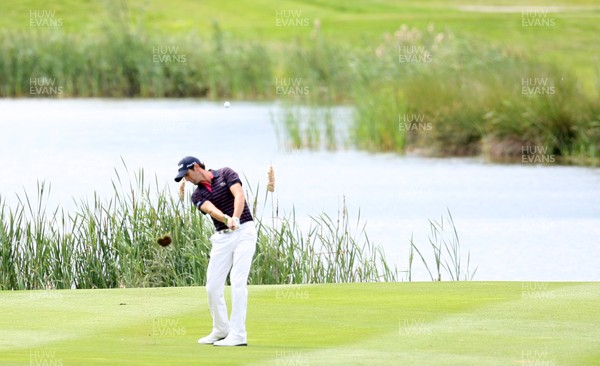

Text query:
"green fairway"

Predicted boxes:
[[1, 282, 598, 365], [3, 0, 600, 39], [2, 0, 599, 77], [2, 0, 599, 94]]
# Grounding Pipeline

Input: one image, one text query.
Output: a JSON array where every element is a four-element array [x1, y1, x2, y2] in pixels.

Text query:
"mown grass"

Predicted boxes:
[[1, 283, 599, 365], [0, 163, 398, 290]]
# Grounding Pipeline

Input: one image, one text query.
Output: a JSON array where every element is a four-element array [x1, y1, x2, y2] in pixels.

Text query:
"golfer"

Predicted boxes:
[[174, 156, 257, 347]]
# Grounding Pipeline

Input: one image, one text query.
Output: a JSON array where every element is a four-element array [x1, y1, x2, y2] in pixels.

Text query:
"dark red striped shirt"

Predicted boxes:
[[191, 167, 253, 231]]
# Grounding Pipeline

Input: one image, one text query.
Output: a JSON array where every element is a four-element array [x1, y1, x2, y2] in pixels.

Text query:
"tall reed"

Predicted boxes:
[[271, 104, 341, 151], [408, 209, 477, 282], [0, 163, 398, 290]]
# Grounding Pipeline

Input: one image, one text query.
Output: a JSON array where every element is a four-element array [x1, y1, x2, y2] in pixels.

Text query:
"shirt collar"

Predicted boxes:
[[199, 170, 216, 192]]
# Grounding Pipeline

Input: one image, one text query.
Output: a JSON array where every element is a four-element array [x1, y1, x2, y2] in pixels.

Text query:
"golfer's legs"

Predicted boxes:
[[206, 235, 234, 334], [229, 226, 257, 338]]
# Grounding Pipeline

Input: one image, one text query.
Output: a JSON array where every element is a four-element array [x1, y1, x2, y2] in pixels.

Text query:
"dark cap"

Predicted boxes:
[[174, 156, 204, 182]]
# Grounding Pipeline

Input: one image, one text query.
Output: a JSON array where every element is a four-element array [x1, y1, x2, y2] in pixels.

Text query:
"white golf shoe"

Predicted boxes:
[[197, 331, 228, 345], [213, 334, 247, 347]]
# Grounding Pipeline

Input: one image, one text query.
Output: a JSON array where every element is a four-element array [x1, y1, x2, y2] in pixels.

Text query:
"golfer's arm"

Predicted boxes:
[[229, 183, 245, 219], [200, 201, 228, 224]]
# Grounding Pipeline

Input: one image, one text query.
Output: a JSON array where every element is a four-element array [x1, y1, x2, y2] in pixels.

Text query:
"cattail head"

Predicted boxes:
[[179, 178, 186, 201], [267, 166, 275, 192]]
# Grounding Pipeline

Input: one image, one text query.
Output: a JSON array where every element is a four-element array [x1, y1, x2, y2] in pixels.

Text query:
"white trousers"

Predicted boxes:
[[206, 222, 257, 339]]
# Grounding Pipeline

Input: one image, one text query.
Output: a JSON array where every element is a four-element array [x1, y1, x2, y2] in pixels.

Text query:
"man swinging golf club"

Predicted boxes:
[[175, 156, 257, 347]]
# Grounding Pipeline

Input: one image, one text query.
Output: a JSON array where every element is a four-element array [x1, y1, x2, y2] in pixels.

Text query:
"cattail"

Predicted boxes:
[[267, 166, 275, 192], [310, 18, 321, 39], [179, 178, 186, 201]]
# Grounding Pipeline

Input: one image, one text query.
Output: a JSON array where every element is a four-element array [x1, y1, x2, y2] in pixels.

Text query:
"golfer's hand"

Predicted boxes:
[[230, 217, 240, 230], [224, 215, 240, 230]]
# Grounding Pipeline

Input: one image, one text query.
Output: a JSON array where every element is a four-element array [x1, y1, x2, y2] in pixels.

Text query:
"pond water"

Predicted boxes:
[[1, 99, 599, 281]]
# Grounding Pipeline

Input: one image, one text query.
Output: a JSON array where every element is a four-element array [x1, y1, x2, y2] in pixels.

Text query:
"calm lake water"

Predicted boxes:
[[1, 99, 599, 281]]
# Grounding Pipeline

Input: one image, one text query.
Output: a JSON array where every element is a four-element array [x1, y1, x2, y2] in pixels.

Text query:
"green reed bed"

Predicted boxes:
[[272, 26, 599, 164], [2, 16, 598, 163], [0, 171, 214, 290], [0, 166, 398, 290], [271, 104, 341, 151], [0, 20, 273, 99], [348, 26, 600, 163], [252, 203, 397, 285]]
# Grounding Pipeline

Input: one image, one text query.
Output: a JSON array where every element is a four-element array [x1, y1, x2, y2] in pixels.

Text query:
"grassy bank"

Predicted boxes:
[[348, 27, 600, 164], [273, 26, 600, 164], [1, 1, 599, 81], [1, 283, 599, 365], [1, 1, 599, 163]]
